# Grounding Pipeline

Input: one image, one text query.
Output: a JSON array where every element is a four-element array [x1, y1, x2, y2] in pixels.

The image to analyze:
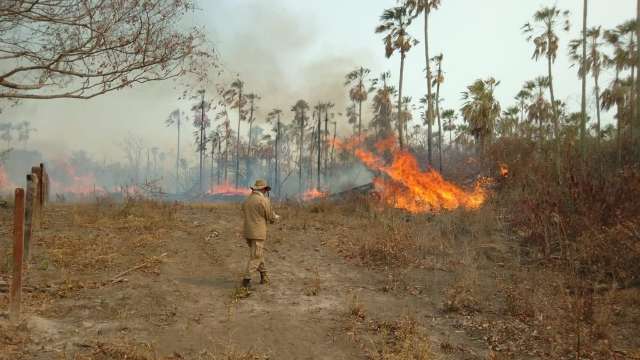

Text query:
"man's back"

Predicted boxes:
[[242, 191, 273, 240]]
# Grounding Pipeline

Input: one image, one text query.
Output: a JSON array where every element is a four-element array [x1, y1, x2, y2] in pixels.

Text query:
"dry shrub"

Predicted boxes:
[[357, 213, 418, 267], [73, 198, 179, 231], [368, 317, 433, 360]]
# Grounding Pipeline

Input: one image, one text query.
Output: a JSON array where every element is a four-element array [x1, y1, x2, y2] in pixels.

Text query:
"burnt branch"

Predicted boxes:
[[0, 0, 209, 100]]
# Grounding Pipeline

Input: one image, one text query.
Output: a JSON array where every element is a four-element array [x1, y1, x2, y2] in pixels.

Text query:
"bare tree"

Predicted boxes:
[[0, 1, 208, 100]]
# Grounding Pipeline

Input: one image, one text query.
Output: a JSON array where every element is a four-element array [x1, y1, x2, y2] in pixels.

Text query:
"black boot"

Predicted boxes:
[[242, 278, 252, 289], [260, 272, 270, 285]]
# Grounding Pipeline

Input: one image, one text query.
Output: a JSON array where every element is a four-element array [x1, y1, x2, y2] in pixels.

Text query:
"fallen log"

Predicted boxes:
[[327, 183, 375, 200]]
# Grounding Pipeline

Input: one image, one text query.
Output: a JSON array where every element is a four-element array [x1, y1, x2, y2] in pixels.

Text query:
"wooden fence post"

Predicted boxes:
[[24, 175, 36, 261], [31, 167, 42, 228], [10, 188, 25, 323], [38, 163, 44, 207]]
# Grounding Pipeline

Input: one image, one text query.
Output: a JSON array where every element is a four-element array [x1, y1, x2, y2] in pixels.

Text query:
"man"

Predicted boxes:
[[241, 179, 279, 289]]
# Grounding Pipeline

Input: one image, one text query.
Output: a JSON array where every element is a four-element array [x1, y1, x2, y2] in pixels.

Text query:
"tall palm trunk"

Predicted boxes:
[[397, 51, 406, 150], [176, 112, 180, 194], [324, 111, 329, 181], [636, 0, 640, 154], [358, 77, 363, 137], [547, 41, 562, 180], [435, 61, 443, 172], [317, 107, 322, 190], [275, 114, 280, 198], [580, 0, 587, 157], [235, 84, 243, 188], [424, 7, 434, 163], [632, 61, 636, 147], [217, 136, 221, 185], [594, 73, 602, 149], [199, 94, 205, 192], [224, 118, 230, 183], [298, 110, 305, 194]]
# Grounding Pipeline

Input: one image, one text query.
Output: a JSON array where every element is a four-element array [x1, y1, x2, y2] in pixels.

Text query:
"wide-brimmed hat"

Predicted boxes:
[[251, 179, 271, 191]]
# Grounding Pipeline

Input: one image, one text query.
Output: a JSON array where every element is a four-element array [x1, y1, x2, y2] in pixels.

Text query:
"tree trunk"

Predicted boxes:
[[217, 136, 221, 185], [358, 94, 363, 138], [580, 0, 588, 157], [398, 52, 406, 150], [435, 62, 443, 172], [317, 107, 322, 190], [425, 7, 434, 164], [324, 112, 329, 181], [636, 0, 640, 155], [547, 47, 562, 180], [235, 84, 243, 188], [275, 115, 280, 198], [299, 110, 305, 195], [176, 113, 180, 193], [594, 73, 602, 150], [632, 63, 636, 147]]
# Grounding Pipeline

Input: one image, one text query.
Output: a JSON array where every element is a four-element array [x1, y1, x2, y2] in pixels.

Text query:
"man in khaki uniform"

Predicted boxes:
[[241, 179, 279, 289]]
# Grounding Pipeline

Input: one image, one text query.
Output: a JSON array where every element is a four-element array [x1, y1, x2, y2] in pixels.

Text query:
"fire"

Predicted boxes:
[[208, 182, 250, 196], [302, 188, 328, 201], [341, 136, 488, 214], [0, 165, 16, 191], [499, 163, 509, 177], [51, 159, 105, 195]]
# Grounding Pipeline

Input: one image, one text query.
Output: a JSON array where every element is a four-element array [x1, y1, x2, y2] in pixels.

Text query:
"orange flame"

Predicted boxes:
[[208, 182, 250, 196], [302, 188, 328, 201], [0, 165, 16, 192], [51, 160, 105, 195], [349, 137, 487, 214]]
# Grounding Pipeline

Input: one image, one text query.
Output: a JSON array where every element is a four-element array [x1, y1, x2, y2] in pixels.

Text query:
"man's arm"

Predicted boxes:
[[263, 198, 279, 224]]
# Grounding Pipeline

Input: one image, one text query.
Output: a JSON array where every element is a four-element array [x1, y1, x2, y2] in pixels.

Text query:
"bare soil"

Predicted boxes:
[[0, 200, 637, 359]]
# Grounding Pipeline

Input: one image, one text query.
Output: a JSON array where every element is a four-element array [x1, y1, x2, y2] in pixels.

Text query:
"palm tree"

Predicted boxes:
[[406, 0, 441, 164], [604, 20, 638, 147], [432, 53, 444, 171], [345, 67, 372, 137], [166, 109, 183, 193], [570, 27, 605, 148], [515, 87, 532, 133], [371, 71, 395, 139], [192, 90, 211, 192], [267, 109, 283, 197], [441, 109, 456, 146], [246, 93, 260, 157], [461, 78, 501, 155], [580, 0, 588, 156], [376, 4, 418, 150], [292, 100, 309, 194], [523, 7, 570, 157], [526, 77, 554, 144], [224, 79, 246, 188], [497, 106, 520, 138]]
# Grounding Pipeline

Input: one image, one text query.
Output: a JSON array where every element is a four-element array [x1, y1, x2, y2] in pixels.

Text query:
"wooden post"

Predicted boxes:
[[38, 163, 44, 207], [24, 175, 36, 261], [31, 167, 41, 228], [10, 188, 25, 323]]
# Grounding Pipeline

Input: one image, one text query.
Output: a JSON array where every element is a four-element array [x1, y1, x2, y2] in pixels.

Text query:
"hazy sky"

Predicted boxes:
[[2, 0, 635, 165]]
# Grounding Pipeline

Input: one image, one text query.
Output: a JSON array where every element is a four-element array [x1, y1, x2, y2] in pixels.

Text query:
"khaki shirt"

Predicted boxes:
[[242, 191, 276, 240]]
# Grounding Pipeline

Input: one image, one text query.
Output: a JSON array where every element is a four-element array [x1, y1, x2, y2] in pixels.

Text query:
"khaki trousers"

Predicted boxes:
[[244, 239, 266, 280]]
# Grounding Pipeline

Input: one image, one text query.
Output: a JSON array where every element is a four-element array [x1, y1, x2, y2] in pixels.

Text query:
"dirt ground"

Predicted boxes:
[[0, 199, 638, 359]]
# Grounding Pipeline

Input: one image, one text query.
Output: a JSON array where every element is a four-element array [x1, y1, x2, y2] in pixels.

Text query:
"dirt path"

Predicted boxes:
[[1, 202, 491, 359]]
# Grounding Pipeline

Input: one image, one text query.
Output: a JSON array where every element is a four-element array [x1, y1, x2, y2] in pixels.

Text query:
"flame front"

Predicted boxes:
[[208, 183, 250, 196], [51, 160, 105, 195], [302, 188, 328, 201], [338, 137, 488, 214], [0, 165, 15, 192]]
